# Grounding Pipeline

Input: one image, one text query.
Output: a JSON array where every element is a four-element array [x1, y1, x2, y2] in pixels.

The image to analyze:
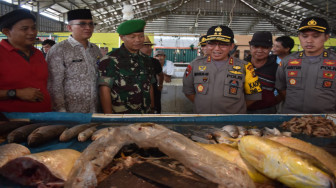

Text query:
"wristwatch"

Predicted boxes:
[[7, 89, 16, 99]]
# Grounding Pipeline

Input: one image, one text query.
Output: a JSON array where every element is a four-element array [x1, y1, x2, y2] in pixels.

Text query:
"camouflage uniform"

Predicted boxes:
[[98, 44, 155, 114]]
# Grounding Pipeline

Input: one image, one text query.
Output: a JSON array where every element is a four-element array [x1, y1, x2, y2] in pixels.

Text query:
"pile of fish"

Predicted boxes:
[[281, 116, 336, 137], [0, 121, 101, 146], [190, 125, 291, 145]]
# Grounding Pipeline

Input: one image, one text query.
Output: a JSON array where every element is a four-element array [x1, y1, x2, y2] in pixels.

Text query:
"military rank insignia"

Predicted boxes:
[[197, 84, 204, 92], [323, 71, 335, 79], [232, 66, 241, 70], [323, 60, 336, 66], [288, 59, 302, 66], [207, 56, 211, 63], [323, 80, 332, 88], [288, 71, 298, 77], [289, 78, 297, 85], [185, 64, 192, 77], [229, 57, 233, 65], [229, 70, 243, 74], [199, 66, 206, 71]]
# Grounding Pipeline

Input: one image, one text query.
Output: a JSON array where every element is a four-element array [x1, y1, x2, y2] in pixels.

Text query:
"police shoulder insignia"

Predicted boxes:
[[229, 57, 234, 65], [207, 56, 211, 63], [323, 51, 328, 57], [185, 64, 192, 77]]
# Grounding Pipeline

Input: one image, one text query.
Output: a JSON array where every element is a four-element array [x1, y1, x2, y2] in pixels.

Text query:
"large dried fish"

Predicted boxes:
[[65, 123, 255, 188], [7, 123, 47, 143], [78, 126, 98, 142], [0, 149, 80, 187], [0, 143, 30, 168], [60, 123, 99, 142], [27, 125, 67, 147], [0, 121, 30, 135]]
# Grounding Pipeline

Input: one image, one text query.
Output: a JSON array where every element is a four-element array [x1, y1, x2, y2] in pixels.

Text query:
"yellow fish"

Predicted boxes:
[[238, 136, 335, 188]]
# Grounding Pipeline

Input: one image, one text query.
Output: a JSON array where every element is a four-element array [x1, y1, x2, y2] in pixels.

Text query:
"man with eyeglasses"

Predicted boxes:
[[183, 25, 262, 114], [98, 19, 155, 114], [276, 17, 336, 114], [46, 9, 102, 113], [245, 31, 283, 114]]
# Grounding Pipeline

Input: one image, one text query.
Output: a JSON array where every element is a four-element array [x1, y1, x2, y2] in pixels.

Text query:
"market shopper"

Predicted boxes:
[[246, 31, 283, 114], [183, 25, 262, 114], [41, 39, 55, 57], [154, 50, 175, 83], [272, 36, 295, 64], [46, 9, 102, 113], [0, 9, 51, 112], [98, 19, 155, 114], [276, 17, 336, 113], [140, 36, 164, 113]]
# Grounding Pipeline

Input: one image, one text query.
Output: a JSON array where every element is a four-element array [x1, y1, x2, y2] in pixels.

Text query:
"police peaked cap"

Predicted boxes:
[[68, 9, 93, 22], [298, 17, 330, 33], [0, 9, 36, 30], [198, 35, 207, 46], [117, 19, 146, 35], [206, 25, 234, 43]]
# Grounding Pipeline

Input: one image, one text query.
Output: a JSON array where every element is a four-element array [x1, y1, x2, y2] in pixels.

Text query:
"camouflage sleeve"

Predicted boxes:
[[97, 56, 115, 88], [244, 62, 262, 100], [182, 63, 195, 95], [275, 61, 287, 91]]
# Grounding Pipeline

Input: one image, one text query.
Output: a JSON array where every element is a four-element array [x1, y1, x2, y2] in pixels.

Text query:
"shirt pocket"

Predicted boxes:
[[286, 70, 303, 89], [224, 77, 243, 99], [315, 69, 336, 90], [193, 75, 209, 95]]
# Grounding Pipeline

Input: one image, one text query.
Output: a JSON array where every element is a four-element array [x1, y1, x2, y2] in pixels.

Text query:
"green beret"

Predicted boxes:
[[117, 19, 146, 35]]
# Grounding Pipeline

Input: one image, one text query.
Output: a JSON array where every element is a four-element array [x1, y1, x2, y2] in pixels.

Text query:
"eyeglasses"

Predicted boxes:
[[207, 41, 231, 48], [70, 22, 97, 28]]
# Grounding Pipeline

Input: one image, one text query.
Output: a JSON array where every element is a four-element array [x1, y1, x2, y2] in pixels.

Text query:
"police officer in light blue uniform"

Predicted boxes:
[[276, 17, 336, 114]]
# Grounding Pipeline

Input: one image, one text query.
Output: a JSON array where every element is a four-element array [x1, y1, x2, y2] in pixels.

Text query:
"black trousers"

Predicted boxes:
[[153, 83, 161, 114]]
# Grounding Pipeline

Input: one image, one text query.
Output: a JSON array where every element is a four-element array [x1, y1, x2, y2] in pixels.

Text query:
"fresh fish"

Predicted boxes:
[[212, 130, 234, 144], [78, 126, 97, 142], [0, 143, 30, 168], [268, 136, 336, 177], [0, 149, 80, 187], [198, 143, 273, 184], [7, 123, 47, 143], [190, 135, 216, 144], [221, 125, 239, 138], [60, 123, 99, 142], [247, 128, 262, 137], [238, 135, 335, 188], [66, 123, 255, 188], [0, 121, 30, 135], [27, 125, 67, 147], [91, 127, 113, 141], [262, 127, 281, 136], [237, 126, 248, 136]]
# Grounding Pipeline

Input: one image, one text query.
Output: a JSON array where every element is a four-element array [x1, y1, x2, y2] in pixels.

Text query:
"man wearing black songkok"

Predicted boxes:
[[46, 9, 102, 113]]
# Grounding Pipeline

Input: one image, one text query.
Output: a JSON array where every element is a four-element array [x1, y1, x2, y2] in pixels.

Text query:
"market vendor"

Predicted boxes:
[[182, 25, 262, 114], [0, 9, 51, 112], [98, 19, 155, 114], [275, 17, 336, 113]]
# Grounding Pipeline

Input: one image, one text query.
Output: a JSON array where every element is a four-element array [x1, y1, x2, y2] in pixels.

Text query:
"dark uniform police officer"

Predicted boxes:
[[276, 17, 336, 113], [198, 35, 209, 57], [98, 19, 155, 114], [183, 25, 262, 114]]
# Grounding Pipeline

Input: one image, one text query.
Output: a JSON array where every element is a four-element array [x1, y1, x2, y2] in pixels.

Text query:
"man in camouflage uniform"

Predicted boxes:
[[98, 19, 155, 114], [183, 25, 262, 114]]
